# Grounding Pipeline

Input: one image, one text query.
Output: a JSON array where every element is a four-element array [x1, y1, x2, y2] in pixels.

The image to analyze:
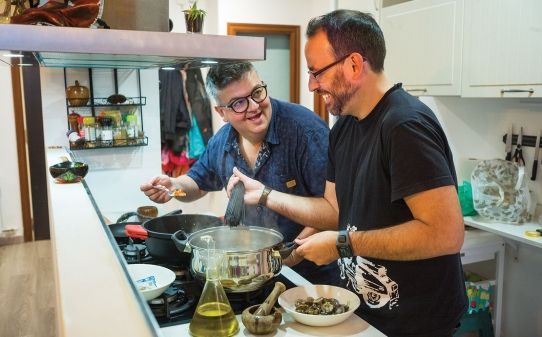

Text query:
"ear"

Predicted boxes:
[[347, 53, 366, 79], [214, 106, 227, 121]]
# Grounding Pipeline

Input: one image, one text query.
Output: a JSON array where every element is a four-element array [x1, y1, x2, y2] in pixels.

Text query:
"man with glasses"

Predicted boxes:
[[140, 62, 339, 285], [227, 10, 467, 337]]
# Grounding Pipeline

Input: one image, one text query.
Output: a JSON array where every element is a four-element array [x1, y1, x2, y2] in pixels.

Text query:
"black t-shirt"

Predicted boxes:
[[328, 84, 467, 337]]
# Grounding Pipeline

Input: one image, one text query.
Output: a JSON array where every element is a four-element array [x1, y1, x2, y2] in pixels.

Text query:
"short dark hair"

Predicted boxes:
[[306, 10, 386, 73], [206, 62, 255, 100]]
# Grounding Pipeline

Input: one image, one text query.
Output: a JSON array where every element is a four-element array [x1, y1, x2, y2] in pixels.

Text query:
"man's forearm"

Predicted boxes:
[[265, 191, 338, 230]]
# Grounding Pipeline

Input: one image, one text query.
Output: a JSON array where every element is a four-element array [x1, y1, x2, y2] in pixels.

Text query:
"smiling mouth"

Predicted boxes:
[[246, 111, 262, 121]]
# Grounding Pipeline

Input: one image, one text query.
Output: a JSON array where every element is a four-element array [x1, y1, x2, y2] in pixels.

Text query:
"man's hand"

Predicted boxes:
[[282, 248, 304, 267], [140, 175, 173, 204], [295, 231, 339, 265], [227, 167, 266, 205]]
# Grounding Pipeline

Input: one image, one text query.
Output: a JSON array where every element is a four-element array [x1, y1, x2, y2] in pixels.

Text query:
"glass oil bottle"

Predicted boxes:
[[189, 248, 239, 337]]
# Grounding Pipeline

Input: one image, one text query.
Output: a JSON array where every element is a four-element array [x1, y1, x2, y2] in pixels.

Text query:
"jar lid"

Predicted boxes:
[[126, 115, 138, 122], [101, 116, 113, 126]]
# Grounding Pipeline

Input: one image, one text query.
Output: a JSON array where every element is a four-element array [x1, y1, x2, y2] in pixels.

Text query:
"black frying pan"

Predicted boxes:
[[125, 214, 223, 265]]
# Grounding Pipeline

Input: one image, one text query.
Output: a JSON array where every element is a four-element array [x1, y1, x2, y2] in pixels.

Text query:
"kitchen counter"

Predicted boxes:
[[46, 147, 159, 337], [45, 147, 385, 337], [464, 215, 542, 249], [161, 267, 385, 337]]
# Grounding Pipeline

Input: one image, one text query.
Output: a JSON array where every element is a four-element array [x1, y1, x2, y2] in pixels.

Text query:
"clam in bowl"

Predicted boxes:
[[278, 284, 360, 327]]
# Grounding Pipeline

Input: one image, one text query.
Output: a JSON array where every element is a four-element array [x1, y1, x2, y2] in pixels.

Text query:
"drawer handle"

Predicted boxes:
[[406, 88, 428, 93], [500, 89, 534, 94]]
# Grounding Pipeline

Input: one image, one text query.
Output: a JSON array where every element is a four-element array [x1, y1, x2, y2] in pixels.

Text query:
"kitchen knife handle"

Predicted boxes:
[[531, 160, 538, 180]]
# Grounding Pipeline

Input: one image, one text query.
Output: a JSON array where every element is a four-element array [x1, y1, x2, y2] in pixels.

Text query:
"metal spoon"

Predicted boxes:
[[154, 185, 186, 197]]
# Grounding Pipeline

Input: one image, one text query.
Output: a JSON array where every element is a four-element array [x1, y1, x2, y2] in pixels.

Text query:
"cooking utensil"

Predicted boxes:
[[172, 226, 285, 292], [531, 131, 541, 181], [241, 282, 285, 334], [513, 127, 525, 166], [125, 213, 222, 264], [154, 185, 187, 198], [505, 125, 513, 161], [224, 182, 245, 227]]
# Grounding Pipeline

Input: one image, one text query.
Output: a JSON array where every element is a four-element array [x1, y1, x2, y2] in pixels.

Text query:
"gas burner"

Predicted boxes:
[[149, 281, 197, 320], [122, 242, 153, 264]]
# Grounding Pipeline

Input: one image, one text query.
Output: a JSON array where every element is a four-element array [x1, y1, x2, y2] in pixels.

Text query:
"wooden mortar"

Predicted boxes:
[[241, 281, 286, 334]]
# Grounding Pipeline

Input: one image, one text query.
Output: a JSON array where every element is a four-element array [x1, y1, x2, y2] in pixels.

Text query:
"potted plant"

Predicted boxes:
[[183, 1, 206, 33]]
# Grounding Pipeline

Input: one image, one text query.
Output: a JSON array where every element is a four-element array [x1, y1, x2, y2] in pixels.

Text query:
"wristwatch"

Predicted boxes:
[[336, 229, 354, 258], [258, 186, 272, 206]]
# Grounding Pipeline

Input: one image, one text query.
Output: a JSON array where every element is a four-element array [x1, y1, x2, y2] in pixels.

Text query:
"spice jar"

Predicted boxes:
[[83, 116, 97, 147], [68, 111, 80, 134], [100, 117, 113, 147]]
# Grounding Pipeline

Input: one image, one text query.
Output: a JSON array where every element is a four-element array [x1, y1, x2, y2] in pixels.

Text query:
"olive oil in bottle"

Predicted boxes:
[[189, 249, 239, 337], [189, 302, 238, 336]]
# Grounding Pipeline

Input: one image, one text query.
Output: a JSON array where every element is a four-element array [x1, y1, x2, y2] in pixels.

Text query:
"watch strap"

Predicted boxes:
[[336, 229, 354, 258], [258, 186, 272, 206]]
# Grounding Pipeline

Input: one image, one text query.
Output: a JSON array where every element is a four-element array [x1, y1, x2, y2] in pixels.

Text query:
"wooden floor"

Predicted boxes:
[[0, 240, 57, 337]]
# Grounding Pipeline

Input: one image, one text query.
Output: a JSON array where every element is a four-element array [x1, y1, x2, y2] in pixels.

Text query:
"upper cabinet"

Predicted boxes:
[[338, 0, 381, 22], [381, 0, 464, 96], [461, 0, 542, 97]]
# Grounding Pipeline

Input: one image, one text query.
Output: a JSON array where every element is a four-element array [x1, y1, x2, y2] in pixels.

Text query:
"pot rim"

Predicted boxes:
[[186, 225, 284, 252]]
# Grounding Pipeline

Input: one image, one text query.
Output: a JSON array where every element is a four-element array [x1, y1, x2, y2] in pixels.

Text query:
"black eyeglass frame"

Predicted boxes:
[[308, 54, 351, 80], [218, 83, 268, 114]]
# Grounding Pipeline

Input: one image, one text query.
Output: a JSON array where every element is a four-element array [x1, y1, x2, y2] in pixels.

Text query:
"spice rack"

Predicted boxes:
[[63, 68, 148, 150]]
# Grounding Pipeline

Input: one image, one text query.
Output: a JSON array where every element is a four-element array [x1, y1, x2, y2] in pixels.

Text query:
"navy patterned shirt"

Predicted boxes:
[[187, 98, 329, 243]]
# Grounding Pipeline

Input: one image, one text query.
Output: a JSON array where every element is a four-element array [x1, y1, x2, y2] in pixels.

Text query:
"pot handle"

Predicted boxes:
[[116, 211, 138, 223], [125, 224, 148, 240], [277, 242, 299, 259], [163, 208, 183, 217], [172, 230, 191, 253], [224, 181, 245, 227]]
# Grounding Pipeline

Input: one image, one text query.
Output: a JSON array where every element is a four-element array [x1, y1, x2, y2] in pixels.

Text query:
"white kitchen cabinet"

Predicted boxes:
[[381, 0, 464, 96], [461, 0, 542, 97], [338, 0, 381, 21]]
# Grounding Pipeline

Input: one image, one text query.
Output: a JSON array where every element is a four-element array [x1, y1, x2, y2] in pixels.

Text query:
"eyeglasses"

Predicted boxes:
[[308, 54, 351, 80], [219, 83, 268, 114]]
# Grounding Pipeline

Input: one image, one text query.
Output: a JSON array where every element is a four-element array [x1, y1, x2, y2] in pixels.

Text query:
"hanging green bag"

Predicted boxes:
[[458, 180, 477, 216]]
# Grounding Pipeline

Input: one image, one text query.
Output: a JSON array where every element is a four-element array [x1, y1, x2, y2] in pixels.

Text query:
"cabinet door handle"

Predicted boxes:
[[406, 88, 427, 93], [500, 89, 534, 94]]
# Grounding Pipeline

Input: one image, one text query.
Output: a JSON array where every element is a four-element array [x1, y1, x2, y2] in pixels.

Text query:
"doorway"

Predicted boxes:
[[227, 23, 300, 104]]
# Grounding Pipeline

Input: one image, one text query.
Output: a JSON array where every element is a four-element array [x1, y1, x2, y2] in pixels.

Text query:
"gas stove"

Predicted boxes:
[[111, 230, 295, 327]]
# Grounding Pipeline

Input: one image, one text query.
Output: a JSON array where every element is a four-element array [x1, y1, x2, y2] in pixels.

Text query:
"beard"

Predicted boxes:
[[324, 71, 357, 116]]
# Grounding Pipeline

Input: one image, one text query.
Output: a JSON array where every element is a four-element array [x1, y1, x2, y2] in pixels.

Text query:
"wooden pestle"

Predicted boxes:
[[254, 281, 286, 316]]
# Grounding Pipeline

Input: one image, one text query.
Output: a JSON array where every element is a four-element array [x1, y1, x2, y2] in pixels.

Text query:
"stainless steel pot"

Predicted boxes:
[[172, 226, 292, 293]]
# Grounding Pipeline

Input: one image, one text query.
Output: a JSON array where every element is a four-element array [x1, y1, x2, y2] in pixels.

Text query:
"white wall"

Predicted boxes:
[[0, 66, 23, 237]]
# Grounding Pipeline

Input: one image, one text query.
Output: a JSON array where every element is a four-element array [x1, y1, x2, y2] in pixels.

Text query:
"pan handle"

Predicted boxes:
[[277, 242, 299, 259], [172, 230, 191, 253], [125, 224, 148, 240], [116, 211, 138, 223], [224, 181, 245, 227], [162, 208, 183, 216]]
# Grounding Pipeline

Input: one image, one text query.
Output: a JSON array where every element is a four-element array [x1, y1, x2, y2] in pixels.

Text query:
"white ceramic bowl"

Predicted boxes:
[[127, 264, 176, 301], [278, 284, 360, 327]]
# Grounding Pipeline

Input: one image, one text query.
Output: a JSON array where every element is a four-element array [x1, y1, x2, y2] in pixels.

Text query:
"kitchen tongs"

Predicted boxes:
[[224, 181, 245, 227]]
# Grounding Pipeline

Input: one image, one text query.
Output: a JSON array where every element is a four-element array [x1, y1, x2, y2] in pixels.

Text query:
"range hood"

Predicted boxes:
[[0, 24, 265, 69]]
